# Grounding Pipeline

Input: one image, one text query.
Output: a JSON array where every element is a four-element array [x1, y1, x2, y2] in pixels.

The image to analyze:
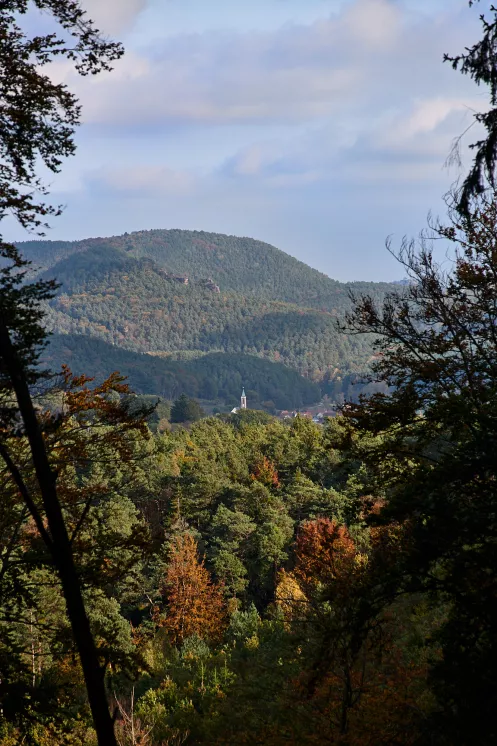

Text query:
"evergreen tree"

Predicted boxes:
[[170, 394, 205, 423], [445, 1, 497, 214]]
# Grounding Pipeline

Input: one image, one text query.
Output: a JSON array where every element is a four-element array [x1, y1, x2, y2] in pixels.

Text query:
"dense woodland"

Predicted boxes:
[[4, 192, 497, 743], [0, 405, 439, 745], [23, 243, 390, 390], [18, 231, 394, 313], [45, 334, 321, 410]]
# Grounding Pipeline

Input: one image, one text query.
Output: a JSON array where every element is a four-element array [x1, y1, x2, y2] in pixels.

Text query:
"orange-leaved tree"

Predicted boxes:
[[0, 334, 151, 742], [250, 456, 280, 488], [276, 517, 429, 743], [161, 533, 226, 646], [294, 517, 362, 590]]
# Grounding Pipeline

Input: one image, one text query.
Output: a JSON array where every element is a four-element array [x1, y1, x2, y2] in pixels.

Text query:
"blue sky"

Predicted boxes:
[[7, 0, 486, 281]]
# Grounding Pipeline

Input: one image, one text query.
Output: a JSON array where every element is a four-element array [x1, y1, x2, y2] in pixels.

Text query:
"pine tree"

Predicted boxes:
[[445, 2, 497, 215], [345, 191, 497, 742], [170, 394, 205, 423]]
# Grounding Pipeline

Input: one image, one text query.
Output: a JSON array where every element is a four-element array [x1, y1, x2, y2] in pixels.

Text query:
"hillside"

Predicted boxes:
[[13, 230, 400, 397], [45, 334, 320, 409], [39, 245, 379, 381], [17, 228, 394, 311]]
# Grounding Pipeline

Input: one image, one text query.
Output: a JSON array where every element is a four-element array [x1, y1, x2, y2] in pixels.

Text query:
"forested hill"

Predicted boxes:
[[39, 245, 380, 381], [44, 334, 320, 410], [17, 228, 394, 311], [15, 231, 399, 395]]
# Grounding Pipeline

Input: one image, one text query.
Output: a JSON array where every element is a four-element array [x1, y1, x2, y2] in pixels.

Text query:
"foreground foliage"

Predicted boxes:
[[0, 407, 437, 744]]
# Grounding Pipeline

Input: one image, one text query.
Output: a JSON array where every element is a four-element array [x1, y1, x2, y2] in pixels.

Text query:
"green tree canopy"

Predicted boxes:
[[170, 394, 205, 424]]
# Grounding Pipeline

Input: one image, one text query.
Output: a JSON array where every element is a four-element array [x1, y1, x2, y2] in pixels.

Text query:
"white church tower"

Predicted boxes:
[[241, 387, 247, 409]]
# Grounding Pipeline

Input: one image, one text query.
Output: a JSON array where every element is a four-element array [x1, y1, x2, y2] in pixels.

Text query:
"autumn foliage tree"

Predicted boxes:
[[0, 354, 150, 738], [294, 517, 360, 589], [250, 456, 280, 488], [161, 534, 226, 646], [0, 1, 125, 742], [274, 517, 428, 743]]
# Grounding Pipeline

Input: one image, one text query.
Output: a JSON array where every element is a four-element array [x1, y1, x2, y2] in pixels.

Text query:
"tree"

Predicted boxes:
[[273, 516, 426, 744], [208, 505, 256, 598], [0, 0, 122, 231], [0, 267, 149, 741], [445, 2, 497, 215], [229, 409, 274, 428], [345, 191, 497, 742], [160, 533, 226, 646], [0, 3, 124, 742], [250, 456, 280, 488], [170, 394, 205, 423]]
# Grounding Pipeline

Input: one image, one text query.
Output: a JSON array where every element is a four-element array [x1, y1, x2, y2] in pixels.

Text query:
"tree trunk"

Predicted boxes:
[[0, 321, 118, 746]]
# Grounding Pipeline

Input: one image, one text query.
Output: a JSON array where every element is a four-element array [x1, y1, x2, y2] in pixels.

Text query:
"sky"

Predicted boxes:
[[5, 0, 487, 281]]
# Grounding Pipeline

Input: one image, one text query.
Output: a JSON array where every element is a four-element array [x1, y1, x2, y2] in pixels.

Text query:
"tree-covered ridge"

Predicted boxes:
[[17, 228, 394, 311], [40, 245, 380, 381], [44, 334, 321, 409]]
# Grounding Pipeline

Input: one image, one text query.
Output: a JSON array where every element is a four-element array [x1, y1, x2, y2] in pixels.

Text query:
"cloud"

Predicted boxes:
[[22, 0, 483, 284], [221, 92, 481, 189], [340, 0, 400, 47], [82, 0, 148, 33], [369, 96, 483, 156], [62, 0, 407, 127], [86, 165, 196, 197], [57, 0, 477, 146]]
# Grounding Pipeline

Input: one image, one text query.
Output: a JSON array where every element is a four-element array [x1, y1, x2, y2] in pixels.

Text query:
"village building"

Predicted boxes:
[[231, 388, 247, 414]]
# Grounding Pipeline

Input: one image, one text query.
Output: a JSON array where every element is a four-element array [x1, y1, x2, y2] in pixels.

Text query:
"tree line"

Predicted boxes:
[[37, 245, 379, 382], [17, 229, 394, 314]]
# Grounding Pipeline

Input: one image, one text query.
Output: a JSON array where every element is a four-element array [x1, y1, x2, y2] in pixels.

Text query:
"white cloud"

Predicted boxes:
[[221, 90, 482, 189], [16, 0, 483, 282], [86, 165, 195, 197], [341, 0, 401, 47], [63, 0, 407, 127], [82, 0, 148, 33], [391, 98, 476, 141], [59, 0, 476, 141]]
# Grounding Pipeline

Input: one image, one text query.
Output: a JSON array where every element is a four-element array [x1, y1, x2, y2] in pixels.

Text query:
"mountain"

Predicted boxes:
[[37, 246, 377, 380], [45, 334, 320, 410], [17, 228, 394, 311], [15, 229, 398, 401]]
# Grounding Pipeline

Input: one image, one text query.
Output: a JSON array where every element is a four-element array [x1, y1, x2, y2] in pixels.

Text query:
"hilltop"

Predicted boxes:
[[17, 228, 393, 311], [36, 244, 382, 382]]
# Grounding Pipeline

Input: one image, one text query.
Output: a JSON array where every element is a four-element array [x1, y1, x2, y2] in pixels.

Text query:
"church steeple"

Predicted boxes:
[[241, 387, 247, 409]]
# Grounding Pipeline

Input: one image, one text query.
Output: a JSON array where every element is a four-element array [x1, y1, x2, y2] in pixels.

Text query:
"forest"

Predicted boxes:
[[31, 243, 387, 388], [17, 230, 394, 314], [4, 190, 497, 743], [2, 1, 497, 744], [45, 334, 321, 411]]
